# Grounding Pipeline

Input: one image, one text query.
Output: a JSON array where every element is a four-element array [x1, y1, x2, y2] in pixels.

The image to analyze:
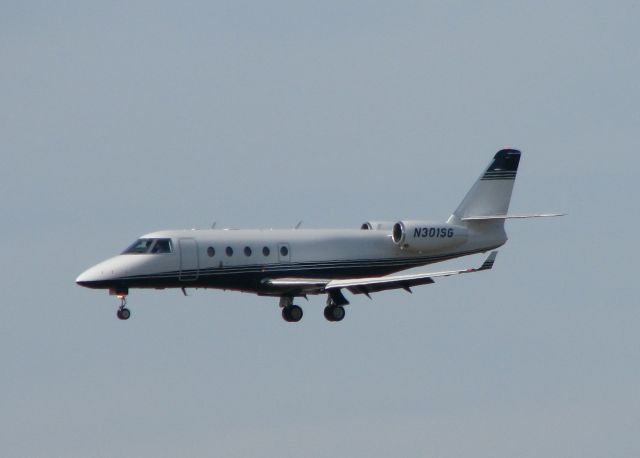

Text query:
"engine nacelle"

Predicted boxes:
[[392, 221, 468, 252], [360, 221, 395, 231]]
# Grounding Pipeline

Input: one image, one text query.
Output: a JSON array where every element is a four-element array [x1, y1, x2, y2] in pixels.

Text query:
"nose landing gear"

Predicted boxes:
[[116, 295, 131, 320]]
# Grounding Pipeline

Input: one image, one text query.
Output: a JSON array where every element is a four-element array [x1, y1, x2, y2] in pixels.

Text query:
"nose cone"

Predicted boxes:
[[76, 265, 104, 288], [76, 256, 127, 289]]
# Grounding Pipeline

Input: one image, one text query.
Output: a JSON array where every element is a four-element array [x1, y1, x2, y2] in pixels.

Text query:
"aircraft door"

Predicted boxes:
[[277, 243, 291, 263], [179, 238, 199, 281]]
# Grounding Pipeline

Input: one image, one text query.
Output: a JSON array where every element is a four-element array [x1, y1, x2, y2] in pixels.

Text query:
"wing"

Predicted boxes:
[[263, 251, 497, 296], [326, 251, 497, 295]]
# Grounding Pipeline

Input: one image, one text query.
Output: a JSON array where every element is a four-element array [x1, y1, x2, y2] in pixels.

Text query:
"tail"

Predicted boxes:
[[447, 148, 521, 227]]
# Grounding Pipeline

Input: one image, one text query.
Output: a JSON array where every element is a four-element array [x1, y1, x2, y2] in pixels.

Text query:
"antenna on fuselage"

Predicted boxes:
[[211, 221, 217, 229], [294, 220, 303, 229]]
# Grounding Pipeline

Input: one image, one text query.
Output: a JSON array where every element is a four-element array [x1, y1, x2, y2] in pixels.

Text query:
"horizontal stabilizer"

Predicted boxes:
[[461, 213, 565, 221]]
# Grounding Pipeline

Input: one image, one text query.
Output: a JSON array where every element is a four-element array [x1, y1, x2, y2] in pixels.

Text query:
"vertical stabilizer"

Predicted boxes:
[[448, 149, 521, 225]]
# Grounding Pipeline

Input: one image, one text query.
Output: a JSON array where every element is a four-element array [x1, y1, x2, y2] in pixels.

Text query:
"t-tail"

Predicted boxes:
[[448, 149, 521, 226], [447, 148, 563, 249]]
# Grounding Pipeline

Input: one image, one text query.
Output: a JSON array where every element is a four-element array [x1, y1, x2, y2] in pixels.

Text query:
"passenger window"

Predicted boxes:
[[280, 246, 289, 257], [244, 246, 252, 256], [262, 246, 270, 256], [207, 247, 215, 257], [226, 247, 233, 257]]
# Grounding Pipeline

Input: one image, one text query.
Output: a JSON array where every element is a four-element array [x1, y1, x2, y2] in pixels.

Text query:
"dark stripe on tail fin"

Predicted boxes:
[[449, 149, 522, 226], [481, 149, 520, 180]]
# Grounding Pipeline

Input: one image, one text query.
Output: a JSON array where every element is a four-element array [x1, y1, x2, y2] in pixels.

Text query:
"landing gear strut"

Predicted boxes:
[[280, 297, 303, 323], [116, 295, 131, 320]]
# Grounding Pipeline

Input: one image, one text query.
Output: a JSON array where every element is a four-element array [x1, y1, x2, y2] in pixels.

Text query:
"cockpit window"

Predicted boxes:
[[123, 239, 154, 254], [151, 239, 172, 254], [122, 238, 173, 254]]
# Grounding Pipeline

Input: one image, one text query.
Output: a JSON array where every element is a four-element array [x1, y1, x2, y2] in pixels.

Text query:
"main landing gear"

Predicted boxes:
[[280, 297, 303, 322], [282, 305, 303, 322], [324, 292, 349, 321], [278, 296, 346, 323], [324, 304, 345, 322], [116, 295, 131, 321]]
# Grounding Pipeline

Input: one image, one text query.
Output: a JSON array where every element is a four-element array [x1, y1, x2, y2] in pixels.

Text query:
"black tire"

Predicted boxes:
[[330, 306, 345, 322], [117, 308, 131, 320], [324, 305, 335, 322], [288, 305, 303, 322], [282, 305, 303, 322]]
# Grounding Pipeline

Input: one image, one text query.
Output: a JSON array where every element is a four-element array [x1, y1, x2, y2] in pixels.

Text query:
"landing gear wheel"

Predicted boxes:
[[324, 305, 345, 322], [116, 295, 130, 320], [117, 307, 131, 320], [282, 305, 303, 322]]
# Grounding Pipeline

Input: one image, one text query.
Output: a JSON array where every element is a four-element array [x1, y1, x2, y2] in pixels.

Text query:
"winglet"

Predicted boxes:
[[478, 251, 498, 271]]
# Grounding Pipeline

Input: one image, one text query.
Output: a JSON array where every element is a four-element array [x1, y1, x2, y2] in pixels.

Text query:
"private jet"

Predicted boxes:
[[76, 149, 561, 322]]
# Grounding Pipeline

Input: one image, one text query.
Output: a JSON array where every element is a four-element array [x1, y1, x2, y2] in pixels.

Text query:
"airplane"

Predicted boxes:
[[76, 149, 562, 322]]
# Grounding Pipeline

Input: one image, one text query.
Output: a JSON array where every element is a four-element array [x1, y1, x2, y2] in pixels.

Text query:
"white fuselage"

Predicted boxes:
[[76, 226, 505, 296]]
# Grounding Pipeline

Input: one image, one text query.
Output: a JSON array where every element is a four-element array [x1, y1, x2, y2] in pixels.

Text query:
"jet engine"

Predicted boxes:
[[360, 221, 395, 230], [392, 221, 468, 252]]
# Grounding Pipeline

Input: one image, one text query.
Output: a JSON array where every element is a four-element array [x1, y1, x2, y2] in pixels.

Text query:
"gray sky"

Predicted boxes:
[[1, 1, 638, 457]]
